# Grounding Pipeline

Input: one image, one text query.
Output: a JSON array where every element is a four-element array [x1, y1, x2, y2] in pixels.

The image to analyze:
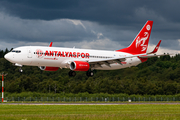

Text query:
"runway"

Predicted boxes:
[[1, 102, 180, 105]]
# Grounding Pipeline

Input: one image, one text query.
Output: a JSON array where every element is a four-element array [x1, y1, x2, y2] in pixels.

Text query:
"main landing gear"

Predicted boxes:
[[68, 70, 76, 77], [86, 70, 94, 77], [68, 70, 94, 77]]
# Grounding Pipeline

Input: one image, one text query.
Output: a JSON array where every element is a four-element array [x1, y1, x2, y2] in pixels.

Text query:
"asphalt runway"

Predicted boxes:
[[1, 102, 180, 105]]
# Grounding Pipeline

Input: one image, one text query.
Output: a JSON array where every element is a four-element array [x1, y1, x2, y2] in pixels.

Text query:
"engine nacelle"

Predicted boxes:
[[70, 61, 90, 71], [39, 66, 59, 71]]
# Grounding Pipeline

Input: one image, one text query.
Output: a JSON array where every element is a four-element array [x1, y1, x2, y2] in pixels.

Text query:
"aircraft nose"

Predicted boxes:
[[4, 53, 12, 61]]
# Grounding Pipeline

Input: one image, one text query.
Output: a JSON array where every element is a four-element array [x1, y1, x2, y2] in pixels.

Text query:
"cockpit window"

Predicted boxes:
[[12, 50, 21, 53]]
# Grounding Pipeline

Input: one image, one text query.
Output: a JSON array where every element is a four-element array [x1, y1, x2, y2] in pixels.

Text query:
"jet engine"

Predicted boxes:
[[70, 61, 90, 71], [39, 66, 59, 71]]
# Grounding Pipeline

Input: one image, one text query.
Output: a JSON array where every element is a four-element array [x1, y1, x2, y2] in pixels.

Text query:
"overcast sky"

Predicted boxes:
[[0, 0, 180, 54]]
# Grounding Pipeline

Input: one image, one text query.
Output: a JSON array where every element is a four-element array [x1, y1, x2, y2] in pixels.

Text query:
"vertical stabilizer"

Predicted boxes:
[[117, 21, 153, 55]]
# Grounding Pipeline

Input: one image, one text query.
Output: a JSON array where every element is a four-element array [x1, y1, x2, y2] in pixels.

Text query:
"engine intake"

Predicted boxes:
[[70, 61, 89, 71]]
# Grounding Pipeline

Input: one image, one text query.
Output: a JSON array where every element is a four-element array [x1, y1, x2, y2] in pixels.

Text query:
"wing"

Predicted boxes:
[[141, 40, 172, 58], [88, 52, 171, 68], [88, 54, 146, 68], [139, 53, 171, 58], [147, 40, 161, 54]]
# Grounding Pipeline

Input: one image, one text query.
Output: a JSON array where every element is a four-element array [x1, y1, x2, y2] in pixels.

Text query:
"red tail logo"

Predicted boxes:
[[117, 21, 153, 55]]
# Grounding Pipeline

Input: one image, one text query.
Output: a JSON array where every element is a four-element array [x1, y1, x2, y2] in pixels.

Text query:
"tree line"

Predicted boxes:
[[0, 48, 10, 58], [0, 48, 180, 95]]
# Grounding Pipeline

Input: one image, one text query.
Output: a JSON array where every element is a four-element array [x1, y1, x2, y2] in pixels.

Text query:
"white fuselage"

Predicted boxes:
[[5, 46, 142, 70]]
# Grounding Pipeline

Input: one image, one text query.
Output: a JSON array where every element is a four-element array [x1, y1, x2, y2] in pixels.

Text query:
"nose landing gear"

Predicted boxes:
[[19, 67, 23, 72], [12, 63, 23, 73]]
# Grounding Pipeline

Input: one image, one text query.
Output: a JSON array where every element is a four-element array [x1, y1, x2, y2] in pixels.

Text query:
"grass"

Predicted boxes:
[[0, 104, 180, 120]]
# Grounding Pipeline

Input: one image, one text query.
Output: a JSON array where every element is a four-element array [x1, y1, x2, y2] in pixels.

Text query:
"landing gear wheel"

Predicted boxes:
[[86, 70, 94, 77], [19, 68, 23, 72], [68, 70, 76, 77], [71, 71, 76, 76]]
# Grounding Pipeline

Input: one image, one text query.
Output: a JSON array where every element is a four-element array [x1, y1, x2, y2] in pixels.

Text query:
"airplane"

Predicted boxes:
[[4, 21, 168, 77]]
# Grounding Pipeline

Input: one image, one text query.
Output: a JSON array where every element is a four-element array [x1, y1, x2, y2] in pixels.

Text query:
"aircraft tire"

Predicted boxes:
[[68, 70, 76, 77], [86, 70, 94, 77], [19, 68, 23, 72]]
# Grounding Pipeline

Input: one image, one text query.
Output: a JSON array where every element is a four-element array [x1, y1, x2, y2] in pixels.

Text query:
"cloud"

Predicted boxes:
[[1, 0, 180, 25], [0, 0, 180, 53], [0, 11, 123, 51], [68, 20, 86, 30], [0, 11, 94, 42], [133, 7, 166, 23], [58, 37, 122, 51]]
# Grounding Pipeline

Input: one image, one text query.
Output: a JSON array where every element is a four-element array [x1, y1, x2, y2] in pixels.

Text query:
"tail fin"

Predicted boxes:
[[116, 21, 153, 55]]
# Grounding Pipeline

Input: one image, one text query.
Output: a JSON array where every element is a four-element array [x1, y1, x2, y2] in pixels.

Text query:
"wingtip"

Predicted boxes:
[[49, 42, 53, 47]]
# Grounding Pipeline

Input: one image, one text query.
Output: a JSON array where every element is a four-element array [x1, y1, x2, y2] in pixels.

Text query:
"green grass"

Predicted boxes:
[[0, 104, 180, 120]]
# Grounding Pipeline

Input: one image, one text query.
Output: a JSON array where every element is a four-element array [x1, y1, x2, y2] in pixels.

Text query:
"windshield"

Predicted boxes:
[[12, 50, 21, 53]]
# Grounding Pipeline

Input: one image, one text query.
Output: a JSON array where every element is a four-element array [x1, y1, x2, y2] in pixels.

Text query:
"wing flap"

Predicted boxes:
[[89, 58, 126, 68]]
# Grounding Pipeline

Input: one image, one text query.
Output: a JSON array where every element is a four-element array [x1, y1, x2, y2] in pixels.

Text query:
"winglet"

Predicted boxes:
[[49, 42, 53, 47], [148, 40, 161, 54]]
